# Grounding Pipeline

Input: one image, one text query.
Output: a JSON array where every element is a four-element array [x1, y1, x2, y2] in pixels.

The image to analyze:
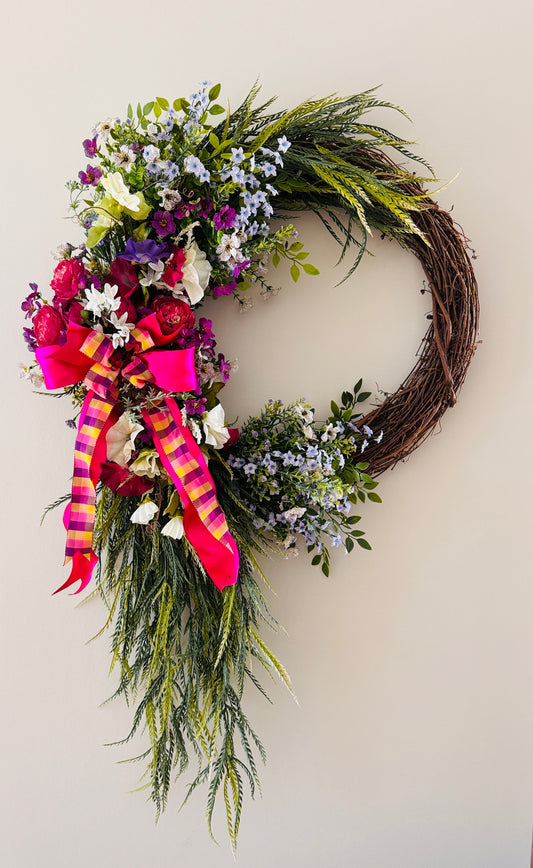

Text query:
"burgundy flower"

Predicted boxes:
[[78, 165, 102, 186], [108, 258, 139, 297], [64, 299, 84, 324], [151, 210, 176, 237], [116, 296, 137, 323], [161, 247, 186, 288], [198, 197, 213, 218], [100, 461, 154, 497], [33, 305, 66, 347], [51, 259, 86, 302], [82, 137, 98, 157], [151, 296, 195, 335]]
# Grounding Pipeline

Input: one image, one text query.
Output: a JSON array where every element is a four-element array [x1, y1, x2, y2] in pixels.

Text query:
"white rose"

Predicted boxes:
[[176, 241, 212, 304], [101, 172, 141, 211], [202, 403, 230, 449]]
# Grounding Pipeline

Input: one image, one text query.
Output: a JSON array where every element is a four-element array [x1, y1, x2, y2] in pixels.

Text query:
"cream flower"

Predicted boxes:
[[202, 403, 230, 449], [100, 172, 141, 212], [129, 449, 161, 478], [106, 413, 143, 467], [173, 241, 212, 304], [130, 501, 158, 525], [161, 515, 185, 539]]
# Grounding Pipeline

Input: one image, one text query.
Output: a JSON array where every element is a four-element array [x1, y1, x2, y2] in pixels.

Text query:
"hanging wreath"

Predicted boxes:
[[20, 81, 478, 847]]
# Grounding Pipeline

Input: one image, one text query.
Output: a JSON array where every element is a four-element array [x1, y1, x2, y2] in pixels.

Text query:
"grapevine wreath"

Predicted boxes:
[[21, 82, 478, 846]]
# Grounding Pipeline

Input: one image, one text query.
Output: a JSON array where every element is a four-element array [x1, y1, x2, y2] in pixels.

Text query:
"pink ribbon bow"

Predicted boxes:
[[36, 315, 239, 594]]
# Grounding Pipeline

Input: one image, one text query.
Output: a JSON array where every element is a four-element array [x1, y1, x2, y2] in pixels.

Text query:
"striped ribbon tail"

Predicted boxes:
[[54, 391, 117, 595], [144, 398, 239, 590]]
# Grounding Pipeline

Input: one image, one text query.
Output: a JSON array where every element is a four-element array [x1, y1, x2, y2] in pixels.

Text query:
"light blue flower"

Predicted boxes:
[[261, 163, 277, 178], [243, 462, 257, 476], [277, 135, 291, 153], [231, 166, 246, 185], [230, 147, 245, 164], [266, 183, 278, 196], [184, 155, 204, 177]]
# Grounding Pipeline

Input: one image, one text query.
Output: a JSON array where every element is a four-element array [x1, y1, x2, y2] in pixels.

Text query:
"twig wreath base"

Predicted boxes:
[[20, 82, 479, 847]]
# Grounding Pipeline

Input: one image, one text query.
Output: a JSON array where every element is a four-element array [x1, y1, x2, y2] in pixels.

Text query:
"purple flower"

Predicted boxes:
[[23, 326, 37, 351], [121, 238, 171, 263], [197, 197, 213, 218], [78, 165, 102, 186], [184, 397, 206, 415], [233, 259, 250, 278], [83, 137, 98, 157], [21, 284, 41, 319], [175, 200, 198, 219], [151, 210, 176, 237], [213, 205, 236, 231], [212, 281, 237, 298], [217, 353, 231, 383]]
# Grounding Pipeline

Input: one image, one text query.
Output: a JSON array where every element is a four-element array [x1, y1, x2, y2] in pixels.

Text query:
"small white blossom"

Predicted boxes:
[[161, 515, 185, 539], [84, 283, 121, 317], [106, 413, 143, 467], [19, 363, 44, 388], [109, 311, 135, 348], [130, 501, 158, 524], [111, 145, 136, 172], [158, 187, 182, 210], [139, 260, 165, 287], [216, 234, 241, 263]]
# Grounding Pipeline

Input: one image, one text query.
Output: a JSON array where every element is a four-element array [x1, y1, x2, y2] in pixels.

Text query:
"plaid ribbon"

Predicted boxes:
[[144, 398, 238, 590]]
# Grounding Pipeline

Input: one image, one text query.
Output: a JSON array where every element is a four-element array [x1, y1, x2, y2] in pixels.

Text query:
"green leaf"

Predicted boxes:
[[289, 241, 304, 252], [209, 104, 225, 115], [321, 562, 330, 577], [357, 538, 372, 550], [290, 263, 300, 282], [342, 391, 352, 406], [357, 391, 372, 402], [209, 132, 220, 149], [143, 101, 154, 115], [209, 83, 222, 101], [353, 379, 363, 394], [345, 537, 354, 553], [173, 97, 189, 111], [311, 555, 321, 566], [127, 103, 133, 119], [355, 461, 369, 471], [156, 96, 169, 110], [367, 492, 382, 503], [347, 515, 362, 525], [295, 251, 309, 260], [302, 263, 320, 275], [153, 102, 161, 119], [272, 251, 280, 267], [136, 102, 142, 120]]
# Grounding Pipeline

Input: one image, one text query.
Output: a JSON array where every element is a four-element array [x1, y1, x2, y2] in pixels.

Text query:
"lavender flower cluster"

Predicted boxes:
[[226, 398, 383, 569]]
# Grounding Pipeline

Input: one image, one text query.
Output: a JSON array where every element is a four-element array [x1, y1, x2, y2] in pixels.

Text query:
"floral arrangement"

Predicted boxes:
[[20, 81, 465, 847]]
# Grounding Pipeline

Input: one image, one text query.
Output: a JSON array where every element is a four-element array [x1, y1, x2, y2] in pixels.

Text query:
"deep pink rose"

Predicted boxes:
[[50, 259, 86, 302], [65, 299, 84, 324], [151, 295, 195, 336], [33, 305, 66, 346], [108, 258, 139, 297], [100, 461, 154, 497]]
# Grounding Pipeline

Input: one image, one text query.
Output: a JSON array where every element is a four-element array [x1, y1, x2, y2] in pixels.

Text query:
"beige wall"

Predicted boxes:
[[1, 1, 532, 865]]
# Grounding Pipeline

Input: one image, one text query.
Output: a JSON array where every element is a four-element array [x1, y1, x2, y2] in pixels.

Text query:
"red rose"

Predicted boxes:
[[33, 305, 66, 346], [100, 461, 154, 497], [152, 295, 195, 335], [161, 247, 186, 288], [50, 259, 86, 302], [116, 295, 137, 323], [108, 258, 139, 297]]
